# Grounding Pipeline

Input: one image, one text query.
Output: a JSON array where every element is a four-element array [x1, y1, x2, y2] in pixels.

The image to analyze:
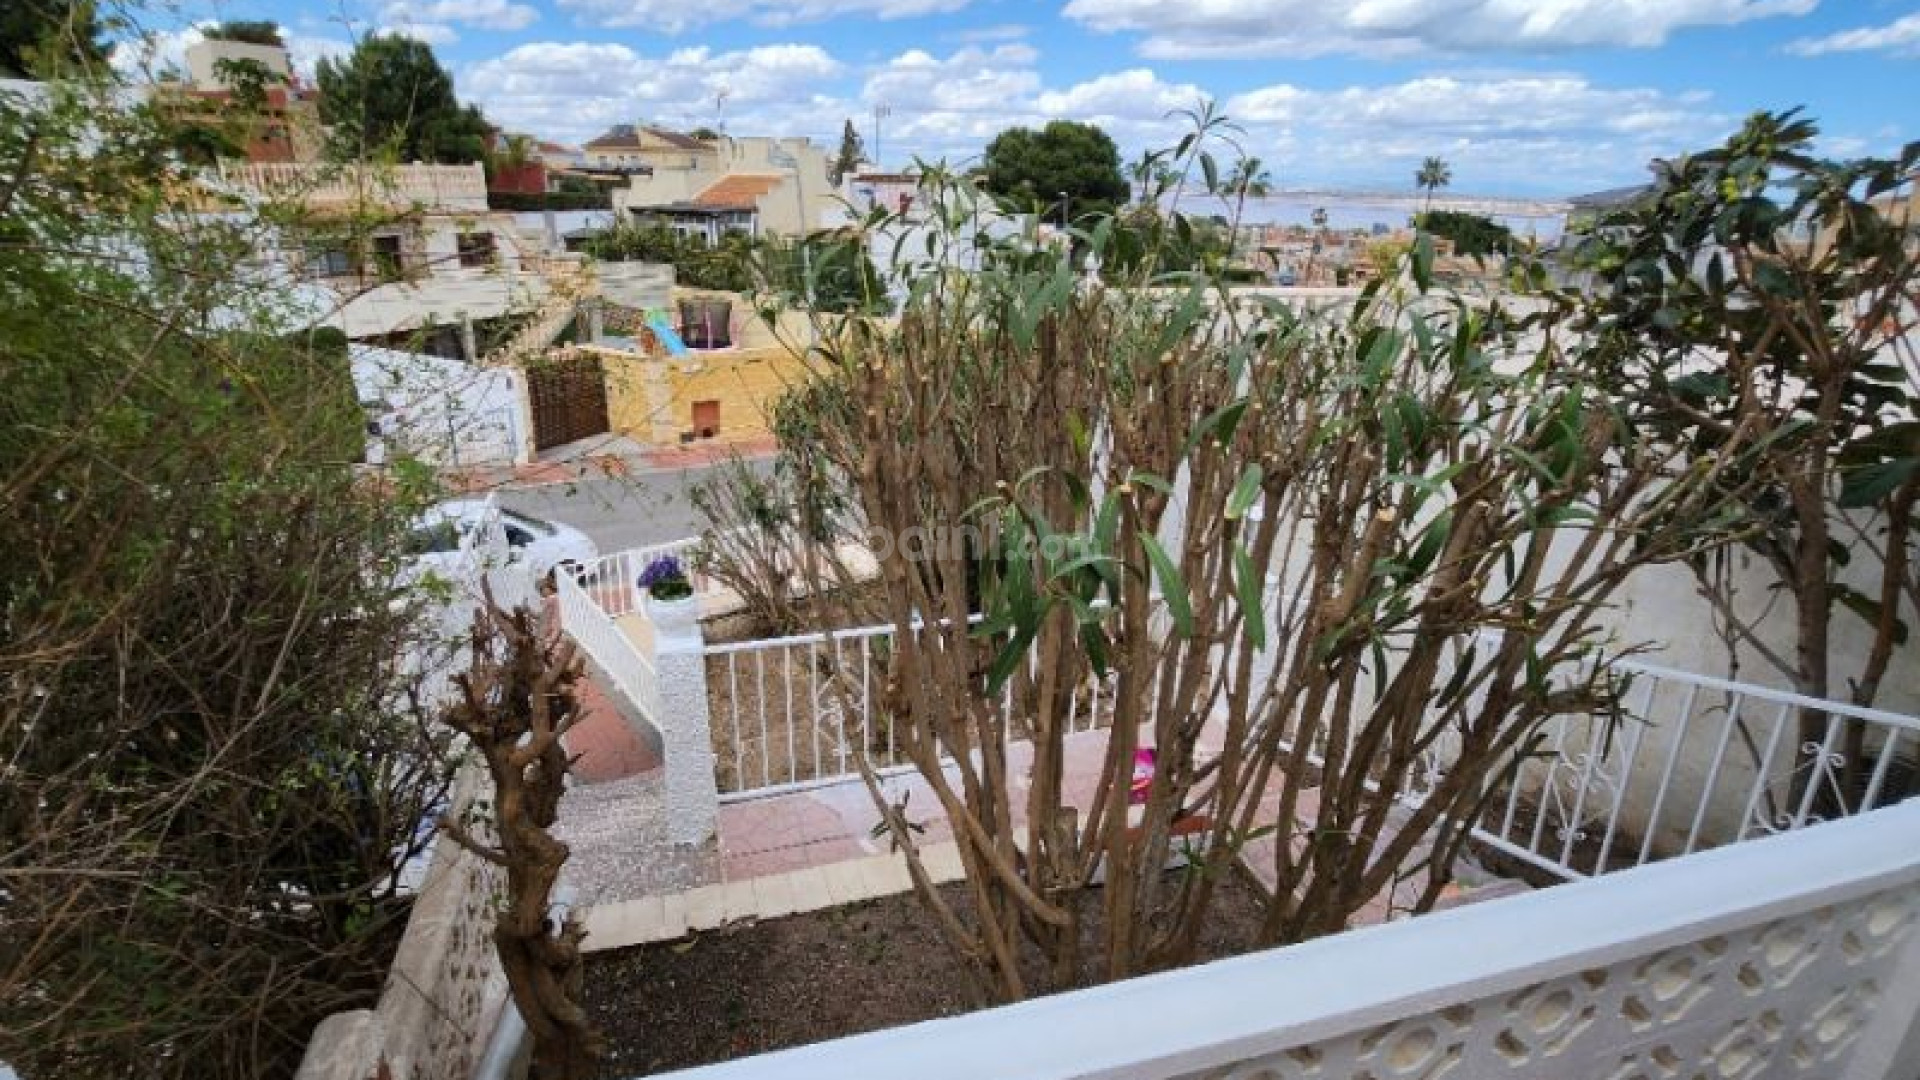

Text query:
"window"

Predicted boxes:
[[402, 521, 461, 556], [304, 245, 353, 280], [692, 400, 720, 438], [370, 234, 405, 281], [456, 232, 497, 269], [502, 510, 555, 539]]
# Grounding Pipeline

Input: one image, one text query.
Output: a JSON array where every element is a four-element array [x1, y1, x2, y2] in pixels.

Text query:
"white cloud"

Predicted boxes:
[[111, 25, 205, 78], [946, 23, 1031, 44], [380, 0, 540, 32], [111, 23, 350, 80], [554, 0, 969, 32], [1062, 0, 1817, 58], [859, 45, 1047, 161], [462, 40, 849, 145], [1225, 73, 1728, 189], [380, 22, 460, 46], [458, 36, 1738, 194], [285, 34, 353, 77], [1034, 69, 1210, 146], [1786, 13, 1920, 57]]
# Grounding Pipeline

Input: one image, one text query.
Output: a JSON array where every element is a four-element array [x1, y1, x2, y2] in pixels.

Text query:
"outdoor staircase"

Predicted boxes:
[[486, 289, 584, 368]]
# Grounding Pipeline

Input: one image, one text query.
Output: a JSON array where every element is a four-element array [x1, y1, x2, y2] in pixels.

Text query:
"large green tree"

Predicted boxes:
[[981, 120, 1129, 222], [0, 0, 106, 77], [315, 33, 490, 163], [203, 19, 284, 46], [1415, 209, 1513, 256]]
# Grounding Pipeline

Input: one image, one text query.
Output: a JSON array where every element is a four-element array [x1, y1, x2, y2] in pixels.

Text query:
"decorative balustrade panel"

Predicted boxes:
[[1188, 886, 1919, 1080], [556, 566, 662, 724]]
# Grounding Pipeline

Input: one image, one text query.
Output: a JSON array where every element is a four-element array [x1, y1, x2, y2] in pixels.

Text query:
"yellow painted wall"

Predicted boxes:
[[584, 341, 813, 447], [658, 345, 813, 444], [571, 286, 885, 450]]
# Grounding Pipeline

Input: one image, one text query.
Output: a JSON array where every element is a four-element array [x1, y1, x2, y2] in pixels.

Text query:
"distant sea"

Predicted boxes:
[[1161, 189, 1571, 243]]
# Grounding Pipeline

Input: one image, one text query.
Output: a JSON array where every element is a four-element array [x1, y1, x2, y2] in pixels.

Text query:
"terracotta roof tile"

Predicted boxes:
[[692, 173, 784, 209]]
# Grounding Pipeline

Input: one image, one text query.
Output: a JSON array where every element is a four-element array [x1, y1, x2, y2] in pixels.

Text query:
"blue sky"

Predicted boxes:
[[121, 1, 1919, 195]]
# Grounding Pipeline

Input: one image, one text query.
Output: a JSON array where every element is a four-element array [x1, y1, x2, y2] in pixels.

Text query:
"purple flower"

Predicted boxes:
[[637, 556, 687, 588]]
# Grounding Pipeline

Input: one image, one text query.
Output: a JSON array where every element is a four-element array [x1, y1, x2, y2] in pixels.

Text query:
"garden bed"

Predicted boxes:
[[584, 872, 1269, 1077]]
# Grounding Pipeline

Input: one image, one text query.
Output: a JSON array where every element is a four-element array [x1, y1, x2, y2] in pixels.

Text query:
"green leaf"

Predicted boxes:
[[1180, 399, 1249, 459], [1751, 260, 1795, 297], [1233, 544, 1266, 652], [1139, 531, 1193, 637], [1411, 232, 1434, 292], [1130, 471, 1175, 496], [985, 624, 1039, 693], [1835, 585, 1909, 645], [1407, 509, 1452, 579], [1839, 458, 1918, 509], [1225, 464, 1265, 520]]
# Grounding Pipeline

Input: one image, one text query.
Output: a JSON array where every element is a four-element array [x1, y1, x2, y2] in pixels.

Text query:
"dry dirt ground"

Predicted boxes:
[[584, 871, 1269, 1077]]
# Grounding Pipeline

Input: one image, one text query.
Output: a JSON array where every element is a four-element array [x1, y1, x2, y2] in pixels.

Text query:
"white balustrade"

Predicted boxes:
[[555, 567, 661, 724], [1478, 657, 1920, 881], [573, 539, 709, 620], [217, 161, 489, 212], [703, 617, 1115, 799]]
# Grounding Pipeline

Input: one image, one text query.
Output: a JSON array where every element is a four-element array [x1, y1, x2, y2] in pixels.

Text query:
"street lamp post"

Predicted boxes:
[[872, 103, 891, 169], [1058, 190, 1070, 228]]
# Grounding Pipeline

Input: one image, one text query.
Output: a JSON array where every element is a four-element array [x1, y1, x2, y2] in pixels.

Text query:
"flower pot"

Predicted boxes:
[[645, 590, 700, 645]]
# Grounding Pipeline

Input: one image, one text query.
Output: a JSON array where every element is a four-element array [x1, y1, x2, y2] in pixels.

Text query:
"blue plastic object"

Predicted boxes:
[[646, 313, 689, 355]]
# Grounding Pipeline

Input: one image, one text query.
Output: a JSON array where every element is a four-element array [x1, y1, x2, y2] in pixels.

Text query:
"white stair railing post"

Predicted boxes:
[[651, 612, 720, 847]]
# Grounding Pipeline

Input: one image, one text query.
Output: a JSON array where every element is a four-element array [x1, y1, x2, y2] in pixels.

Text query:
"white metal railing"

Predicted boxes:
[[556, 565, 661, 723], [637, 799, 1920, 1080], [573, 539, 710, 620], [1476, 655, 1920, 882], [566, 538, 1920, 877], [704, 618, 1116, 799], [702, 616, 1920, 865]]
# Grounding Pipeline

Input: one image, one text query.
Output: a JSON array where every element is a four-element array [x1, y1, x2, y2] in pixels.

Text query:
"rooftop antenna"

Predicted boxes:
[[715, 88, 730, 135]]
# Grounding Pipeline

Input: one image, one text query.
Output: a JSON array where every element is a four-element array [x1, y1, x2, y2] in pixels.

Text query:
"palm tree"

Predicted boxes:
[[1416, 155, 1452, 213], [1227, 156, 1274, 199]]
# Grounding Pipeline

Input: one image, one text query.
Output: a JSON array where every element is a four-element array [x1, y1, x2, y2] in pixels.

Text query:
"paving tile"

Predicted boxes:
[[582, 895, 665, 953], [916, 842, 965, 883], [683, 884, 730, 932], [785, 866, 834, 913], [657, 892, 690, 939], [717, 881, 759, 923], [861, 853, 914, 896], [582, 901, 646, 953], [821, 861, 874, 905], [751, 872, 798, 918]]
